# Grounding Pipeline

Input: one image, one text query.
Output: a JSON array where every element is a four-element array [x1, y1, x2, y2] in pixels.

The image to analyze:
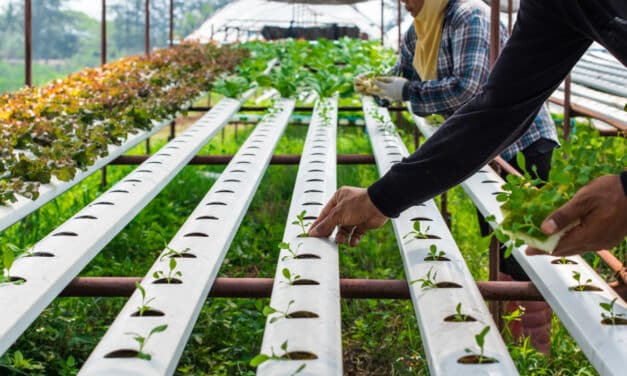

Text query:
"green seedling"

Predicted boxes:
[[600, 298, 626, 325], [557, 257, 570, 265], [281, 268, 301, 285], [292, 210, 310, 238], [250, 340, 306, 375], [153, 258, 182, 283], [501, 305, 525, 341], [571, 271, 592, 291], [452, 303, 469, 322], [464, 326, 497, 364], [403, 221, 432, 241], [279, 242, 302, 261], [263, 300, 295, 324], [159, 245, 192, 261], [425, 244, 447, 261], [410, 267, 438, 290], [135, 282, 156, 317], [125, 324, 168, 361], [1, 243, 24, 285]]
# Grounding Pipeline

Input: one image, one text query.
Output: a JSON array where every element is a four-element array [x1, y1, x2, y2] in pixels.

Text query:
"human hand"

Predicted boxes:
[[354, 72, 378, 95], [373, 76, 408, 102], [526, 175, 627, 257], [308, 186, 389, 246]]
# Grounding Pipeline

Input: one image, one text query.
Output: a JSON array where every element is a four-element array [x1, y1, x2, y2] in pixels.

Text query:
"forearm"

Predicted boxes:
[[403, 75, 481, 116]]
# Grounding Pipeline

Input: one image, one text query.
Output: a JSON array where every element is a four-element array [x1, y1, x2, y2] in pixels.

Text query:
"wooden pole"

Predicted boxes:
[[490, 0, 500, 67], [25, 0, 32, 87]]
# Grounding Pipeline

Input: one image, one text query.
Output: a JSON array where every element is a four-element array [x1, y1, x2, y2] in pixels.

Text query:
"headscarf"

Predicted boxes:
[[412, 0, 449, 80]]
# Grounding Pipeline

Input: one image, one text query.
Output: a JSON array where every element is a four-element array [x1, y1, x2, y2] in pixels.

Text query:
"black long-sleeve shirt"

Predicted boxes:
[[368, 0, 627, 218]]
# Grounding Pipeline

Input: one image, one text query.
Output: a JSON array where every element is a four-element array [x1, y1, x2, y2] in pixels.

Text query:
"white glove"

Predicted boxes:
[[354, 72, 374, 94], [373, 76, 408, 102]]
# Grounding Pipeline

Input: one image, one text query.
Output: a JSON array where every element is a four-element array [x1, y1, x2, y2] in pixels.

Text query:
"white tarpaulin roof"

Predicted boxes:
[[188, 0, 405, 43]]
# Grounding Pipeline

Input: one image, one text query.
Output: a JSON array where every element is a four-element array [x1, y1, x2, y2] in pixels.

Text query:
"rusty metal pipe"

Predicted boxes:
[[187, 106, 408, 113], [60, 277, 548, 301], [597, 250, 627, 286], [547, 97, 626, 133], [111, 154, 376, 165], [489, 0, 500, 67]]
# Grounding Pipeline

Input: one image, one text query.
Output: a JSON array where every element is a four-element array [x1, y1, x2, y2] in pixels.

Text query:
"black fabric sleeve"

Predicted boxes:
[[368, 0, 592, 218], [621, 171, 627, 196]]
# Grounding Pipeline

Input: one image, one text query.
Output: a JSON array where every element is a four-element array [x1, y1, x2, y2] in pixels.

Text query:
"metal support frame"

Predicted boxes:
[[101, 0, 106, 65], [564, 75, 572, 140], [110, 154, 375, 165], [145, 0, 150, 56], [489, 0, 500, 67], [169, 0, 174, 47]]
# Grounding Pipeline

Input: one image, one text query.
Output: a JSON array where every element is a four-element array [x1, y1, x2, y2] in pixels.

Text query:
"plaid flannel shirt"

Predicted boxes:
[[393, 0, 558, 161]]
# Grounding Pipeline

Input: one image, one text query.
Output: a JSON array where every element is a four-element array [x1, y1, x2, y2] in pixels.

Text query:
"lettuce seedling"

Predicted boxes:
[[153, 258, 182, 284], [250, 340, 306, 375], [281, 268, 301, 285], [600, 298, 625, 325], [292, 210, 310, 238], [464, 326, 497, 364], [571, 271, 592, 292], [403, 222, 432, 241], [410, 267, 438, 290], [263, 300, 295, 324], [279, 242, 302, 261], [125, 324, 168, 360], [135, 282, 156, 317]]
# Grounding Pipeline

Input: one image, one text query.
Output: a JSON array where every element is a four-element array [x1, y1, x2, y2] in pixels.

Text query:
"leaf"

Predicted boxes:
[[149, 324, 168, 336], [136, 282, 146, 300], [250, 354, 270, 367], [263, 306, 278, 316], [282, 268, 291, 280], [3, 247, 15, 272], [280, 340, 288, 352], [278, 242, 290, 250], [137, 352, 152, 361], [476, 326, 490, 348]]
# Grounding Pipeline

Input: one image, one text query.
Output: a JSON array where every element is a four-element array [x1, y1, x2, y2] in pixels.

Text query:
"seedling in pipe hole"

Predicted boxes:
[[459, 326, 498, 364], [1, 243, 26, 285], [403, 222, 435, 242], [569, 270, 599, 291], [600, 298, 627, 325], [447, 303, 474, 322], [410, 267, 438, 290], [124, 324, 168, 360], [250, 340, 309, 375], [281, 268, 301, 285], [264, 300, 295, 324], [425, 244, 449, 261], [148, 224, 194, 259], [279, 241, 302, 261], [135, 282, 156, 317], [153, 258, 182, 284], [292, 210, 311, 237]]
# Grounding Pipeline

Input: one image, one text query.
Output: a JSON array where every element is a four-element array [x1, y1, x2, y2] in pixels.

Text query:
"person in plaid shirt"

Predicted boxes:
[[370, 0, 558, 354]]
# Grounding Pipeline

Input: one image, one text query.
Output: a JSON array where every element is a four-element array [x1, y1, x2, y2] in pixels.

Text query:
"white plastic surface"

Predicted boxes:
[[551, 89, 627, 129], [410, 106, 627, 376], [365, 97, 517, 375], [258, 96, 341, 376], [0, 93, 253, 358], [79, 98, 296, 376]]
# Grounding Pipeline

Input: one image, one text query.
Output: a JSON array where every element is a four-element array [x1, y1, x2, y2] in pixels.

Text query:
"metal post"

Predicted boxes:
[[490, 0, 500, 66], [489, 234, 502, 328], [145, 0, 150, 56], [440, 193, 450, 228], [101, 0, 107, 65], [25, 0, 32, 87], [100, 166, 107, 188], [507, 0, 513, 34], [397, 0, 401, 52], [169, 121, 176, 141], [169, 0, 174, 47], [380, 0, 384, 45], [145, 138, 150, 154], [564, 74, 572, 141], [210, 24, 214, 41]]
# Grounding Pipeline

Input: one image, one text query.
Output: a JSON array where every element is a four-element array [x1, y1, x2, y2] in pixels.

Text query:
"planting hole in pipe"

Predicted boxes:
[[184, 232, 209, 238], [230, 170, 246, 173], [196, 215, 219, 220], [304, 190, 323, 194], [457, 355, 498, 364], [53, 231, 78, 237], [93, 202, 115, 206], [294, 254, 321, 260], [306, 179, 323, 183], [237, 161, 252, 165], [25, 252, 54, 257], [307, 169, 324, 173], [302, 202, 322, 206], [131, 309, 165, 317], [551, 258, 578, 265], [435, 282, 462, 288], [410, 217, 433, 222], [311, 152, 325, 156], [157, 153, 171, 157], [444, 314, 476, 322], [3, 276, 26, 284], [170, 253, 197, 259], [104, 349, 139, 358], [309, 160, 324, 164], [280, 352, 318, 360], [153, 278, 183, 284], [248, 146, 260, 149], [224, 179, 241, 183], [286, 311, 319, 319], [75, 215, 98, 220], [491, 191, 505, 196], [292, 279, 320, 286], [424, 255, 450, 262], [216, 190, 235, 194], [147, 161, 162, 165], [568, 285, 602, 292], [601, 318, 627, 325], [165, 146, 179, 150], [481, 180, 500, 184], [124, 179, 142, 183], [110, 190, 129, 194], [206, 202, 227, 206], [303, 216, 318, 220], [136, 170, 152, 174]]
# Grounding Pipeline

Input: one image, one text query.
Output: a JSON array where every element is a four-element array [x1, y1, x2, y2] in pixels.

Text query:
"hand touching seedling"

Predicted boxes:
[[292, 210, 311, 238]]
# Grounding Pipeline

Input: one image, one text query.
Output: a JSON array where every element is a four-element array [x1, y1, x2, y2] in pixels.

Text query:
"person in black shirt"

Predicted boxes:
[[310, 1, 627, 282]]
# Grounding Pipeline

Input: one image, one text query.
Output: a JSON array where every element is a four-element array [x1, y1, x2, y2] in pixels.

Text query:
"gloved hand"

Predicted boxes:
[[373, 76, 408, 102], [354, 72, 376, 95]]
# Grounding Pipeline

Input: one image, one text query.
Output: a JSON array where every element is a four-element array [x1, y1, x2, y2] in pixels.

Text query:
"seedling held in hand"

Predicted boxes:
[[600, 298, 626, 325], [153, 258, 182, 284], [135, 282, 156, 317], [125, 324, 168, 360], [263, 300, 295, 324], [292, 210, 310, 238]]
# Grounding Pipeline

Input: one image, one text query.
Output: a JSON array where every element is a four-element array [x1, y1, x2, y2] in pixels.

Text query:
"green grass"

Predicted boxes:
[[0, 106, 606, 375]]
